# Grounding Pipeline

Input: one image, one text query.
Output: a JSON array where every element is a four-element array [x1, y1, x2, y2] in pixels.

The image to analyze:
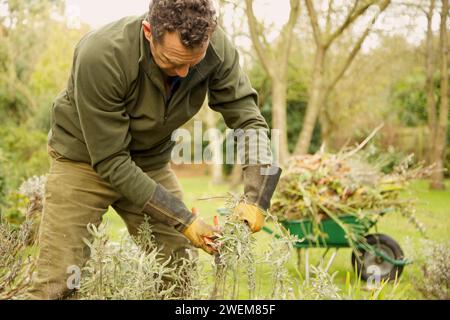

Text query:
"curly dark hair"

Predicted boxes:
[[147, 0, 217, 49]]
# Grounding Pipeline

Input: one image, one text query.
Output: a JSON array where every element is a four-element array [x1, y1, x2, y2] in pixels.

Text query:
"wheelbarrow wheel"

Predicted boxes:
[[352, 234, 404, 282]]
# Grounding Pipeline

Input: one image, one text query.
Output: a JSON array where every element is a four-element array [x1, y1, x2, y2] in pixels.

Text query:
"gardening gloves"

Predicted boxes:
[[183, 216, 219, 255], [234, 165, 282, 233], [234, 203, 266, 233], [143, 184, 218, 254]]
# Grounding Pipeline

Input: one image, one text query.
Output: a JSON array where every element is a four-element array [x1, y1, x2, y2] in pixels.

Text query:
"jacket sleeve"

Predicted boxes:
[[208, 31, 273, 166], [72, 38, 156, 210]]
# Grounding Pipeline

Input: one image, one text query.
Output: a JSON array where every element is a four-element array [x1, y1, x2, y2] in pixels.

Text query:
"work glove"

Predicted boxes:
[[234, 202, 266, 233], [234, 165, 282, 233], [183, 216, 220, 255], [143, 185, 218, 254]]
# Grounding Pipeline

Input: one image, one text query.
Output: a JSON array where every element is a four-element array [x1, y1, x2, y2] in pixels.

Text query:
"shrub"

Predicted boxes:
[[0, 220, 36, 300], [1, 176, 46, 244], [412, 240, 450, 300]]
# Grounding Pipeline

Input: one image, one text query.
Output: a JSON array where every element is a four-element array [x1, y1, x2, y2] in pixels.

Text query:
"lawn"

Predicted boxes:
[[102, 177, 450, 299]]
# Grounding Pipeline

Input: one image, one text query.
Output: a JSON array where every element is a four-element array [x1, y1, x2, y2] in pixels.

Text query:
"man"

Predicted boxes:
[[28, 0, 281, 299]]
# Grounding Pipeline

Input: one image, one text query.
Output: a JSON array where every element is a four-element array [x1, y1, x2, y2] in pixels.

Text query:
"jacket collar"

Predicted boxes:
[[138, 24, 166, 95]]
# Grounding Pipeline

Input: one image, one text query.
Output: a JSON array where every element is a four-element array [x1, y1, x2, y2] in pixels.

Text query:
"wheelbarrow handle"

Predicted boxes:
[[262, 226, 282, 239], [262, 226, 274, 234]]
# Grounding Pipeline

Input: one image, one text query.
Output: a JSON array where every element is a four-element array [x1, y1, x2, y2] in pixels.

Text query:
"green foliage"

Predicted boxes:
[[0, 124, 49, 222], [1, 192, 28, 225], [362, 145, 409, 174], [0, 124, 49, 188], [0, 160, 7, 207], [0, 0, 65, 124], [0, 0, 87, 133], [391, 72, 429, 127]]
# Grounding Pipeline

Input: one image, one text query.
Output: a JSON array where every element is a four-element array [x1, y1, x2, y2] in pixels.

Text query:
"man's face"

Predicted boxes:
[[143, 21, 208, 78]]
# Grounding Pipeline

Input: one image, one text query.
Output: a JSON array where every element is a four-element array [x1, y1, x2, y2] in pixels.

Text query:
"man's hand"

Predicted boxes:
[[183, 216, 220, 255], [233, 165, 282, 233], [233, 202, 265, 233]]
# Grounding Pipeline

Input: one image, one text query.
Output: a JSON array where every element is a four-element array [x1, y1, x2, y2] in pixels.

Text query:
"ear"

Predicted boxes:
[[142, 20, 152, 42]]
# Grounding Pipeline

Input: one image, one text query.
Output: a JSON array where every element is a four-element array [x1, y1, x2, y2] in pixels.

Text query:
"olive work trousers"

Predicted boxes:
[[26, 145, 196, 300]]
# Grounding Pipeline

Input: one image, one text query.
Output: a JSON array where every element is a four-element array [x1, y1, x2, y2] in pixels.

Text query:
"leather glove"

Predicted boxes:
[[233, 202, 266, 233], [143, 185, 219, 255], [235, 165, 282, 233], [183, 216, 219, 255], [143, 184, 196, 233]]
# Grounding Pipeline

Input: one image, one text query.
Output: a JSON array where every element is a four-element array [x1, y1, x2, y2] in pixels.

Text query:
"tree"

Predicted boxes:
[[245, 0, 301, 165], [0, 0, 64, 123], [294, 0, 391, 155], [425, 0, 437, 164], [430, 0, 449, 189]]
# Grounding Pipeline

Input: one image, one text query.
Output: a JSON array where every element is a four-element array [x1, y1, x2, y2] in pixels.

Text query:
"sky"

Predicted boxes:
[[65, 0, 150, 29], [64, 0, 293, 52], [63, 0, 439, 51], [65, 0, 290, 29]]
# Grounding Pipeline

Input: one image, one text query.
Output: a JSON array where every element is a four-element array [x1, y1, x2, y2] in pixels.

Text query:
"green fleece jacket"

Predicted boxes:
[[48, 14, 270, 210]]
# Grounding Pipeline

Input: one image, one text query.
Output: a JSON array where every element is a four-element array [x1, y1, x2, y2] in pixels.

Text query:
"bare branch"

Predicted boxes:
[[305, 0, 323, 46], [244, 0, 274, 77], [279, 0, 301, 77], [325, 0, 378, 48], [325, 0, 335, 35], [328, 0, 391, 92]]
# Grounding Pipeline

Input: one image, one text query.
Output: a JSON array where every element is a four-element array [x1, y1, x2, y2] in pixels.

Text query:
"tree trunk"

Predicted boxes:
[[204, 107, 223, 184], [318, 97, 334, 151], [294, 46, 326, 155], [271, 79, 289, 164], [425, 0, 437, 164], [319, 112, 330, 151], [430, 0, 449, 190]]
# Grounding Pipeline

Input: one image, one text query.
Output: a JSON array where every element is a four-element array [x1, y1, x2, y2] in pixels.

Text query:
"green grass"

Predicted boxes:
[[102, 178, 450, 300]]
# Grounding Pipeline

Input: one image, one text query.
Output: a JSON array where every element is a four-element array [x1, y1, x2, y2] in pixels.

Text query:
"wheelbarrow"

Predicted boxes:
[[217, 208, 411, 282]]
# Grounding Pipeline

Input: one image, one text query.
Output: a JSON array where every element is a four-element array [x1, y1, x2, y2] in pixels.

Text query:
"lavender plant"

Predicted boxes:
[[211, 218, 256, 299], [78, 218, 213, 300], [79, 222, 177, 300], [0, 220, 35, 300], [18, 175, 46, 244], [261, 214, 299, 300], [411, 240, 450, 300]]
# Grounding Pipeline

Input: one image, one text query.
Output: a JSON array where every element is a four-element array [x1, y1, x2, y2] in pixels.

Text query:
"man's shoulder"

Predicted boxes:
[[209, 27, 236, 64], [75, 15, 144, 64]]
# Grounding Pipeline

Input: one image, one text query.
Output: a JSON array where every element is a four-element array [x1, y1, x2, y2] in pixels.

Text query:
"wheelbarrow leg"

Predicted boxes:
[[314, 248, 338, 272], [305, 249, 310, 285], [325, 250, 338, 273], [315, 248, 331, 269], [296, 248, 302, 272]]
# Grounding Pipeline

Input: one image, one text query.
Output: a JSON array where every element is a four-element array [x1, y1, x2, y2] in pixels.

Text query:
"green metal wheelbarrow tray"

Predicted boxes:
[[218, 208, 411, 282]]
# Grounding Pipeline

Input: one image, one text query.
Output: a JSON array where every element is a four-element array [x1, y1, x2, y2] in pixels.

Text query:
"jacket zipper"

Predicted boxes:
[[163, 77, 181, 125], [163, 104, 168, 125]]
